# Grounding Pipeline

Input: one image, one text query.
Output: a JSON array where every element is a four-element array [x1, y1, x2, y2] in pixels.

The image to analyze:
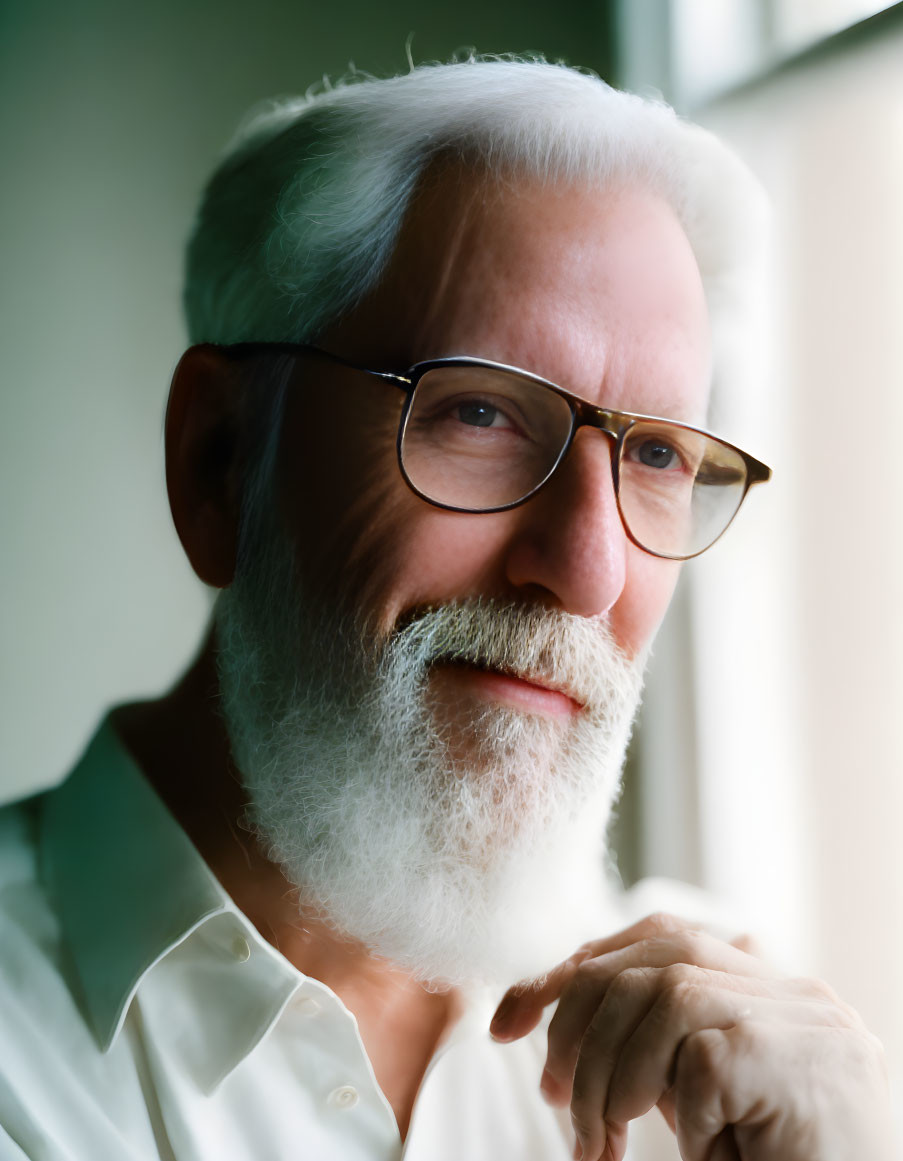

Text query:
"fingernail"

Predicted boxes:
[[572, 1139, 583, 1161], [489, 993, 517, 1038]]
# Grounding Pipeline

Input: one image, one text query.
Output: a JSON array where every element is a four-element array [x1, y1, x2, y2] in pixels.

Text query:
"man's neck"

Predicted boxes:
[[111, 628, 463, 1139]]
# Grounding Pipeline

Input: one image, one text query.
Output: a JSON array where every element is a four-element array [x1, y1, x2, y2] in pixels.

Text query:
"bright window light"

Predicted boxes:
[[671, 0, 897, 106], [776, 0, 896, 51]]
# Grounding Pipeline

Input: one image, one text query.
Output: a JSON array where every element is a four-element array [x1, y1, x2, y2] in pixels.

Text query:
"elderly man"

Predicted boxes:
[[0, 58, 893, 1161]]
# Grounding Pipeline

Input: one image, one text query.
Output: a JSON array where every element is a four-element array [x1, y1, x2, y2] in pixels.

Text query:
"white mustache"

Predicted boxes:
[[381, 599, 644, 721]]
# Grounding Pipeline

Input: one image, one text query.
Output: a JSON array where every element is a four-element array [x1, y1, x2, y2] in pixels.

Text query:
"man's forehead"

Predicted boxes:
[[322, 165, 711, 421]]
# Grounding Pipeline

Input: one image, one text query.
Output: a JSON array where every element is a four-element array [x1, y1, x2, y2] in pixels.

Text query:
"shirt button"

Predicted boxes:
[[294, 995, 321, 1017], [327, 1085, 359, 1110], [230, 934, 252, 962]]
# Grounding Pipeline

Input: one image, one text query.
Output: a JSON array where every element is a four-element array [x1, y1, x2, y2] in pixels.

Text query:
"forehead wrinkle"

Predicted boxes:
[[394, 169, 604, 366], [405, 189, 485, 359], [370, 164, 496, 364], [590, 322, 710, 425]]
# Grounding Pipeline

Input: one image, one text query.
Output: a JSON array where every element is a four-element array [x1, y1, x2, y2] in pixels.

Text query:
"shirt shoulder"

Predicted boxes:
[[0, 788, 65, 997], [0, 772, 170, 1161], [0, 794, 42, 892], [0, 794, 76, 1159], [0, 792, 60, 977]]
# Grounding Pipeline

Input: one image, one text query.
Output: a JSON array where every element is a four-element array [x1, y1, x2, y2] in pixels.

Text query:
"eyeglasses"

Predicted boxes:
[[226, 343, 772, 561]]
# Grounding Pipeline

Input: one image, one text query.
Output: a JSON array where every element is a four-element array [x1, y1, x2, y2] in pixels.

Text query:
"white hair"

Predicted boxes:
[[184, 55, 766, 361]]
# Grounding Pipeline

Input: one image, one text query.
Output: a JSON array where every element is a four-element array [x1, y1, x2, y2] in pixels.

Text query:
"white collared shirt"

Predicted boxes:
[[0, 720, 678, 1161]]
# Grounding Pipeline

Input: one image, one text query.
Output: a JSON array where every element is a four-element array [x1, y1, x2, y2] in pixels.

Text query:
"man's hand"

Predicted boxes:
[[489, 913, 893, 1161]]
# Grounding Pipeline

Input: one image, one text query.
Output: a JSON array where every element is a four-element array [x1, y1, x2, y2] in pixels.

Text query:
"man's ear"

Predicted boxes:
[[166, 344, 251, 588]]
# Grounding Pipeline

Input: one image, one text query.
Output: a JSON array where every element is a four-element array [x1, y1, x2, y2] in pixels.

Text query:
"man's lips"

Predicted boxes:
[[430, 659, 584, 719]]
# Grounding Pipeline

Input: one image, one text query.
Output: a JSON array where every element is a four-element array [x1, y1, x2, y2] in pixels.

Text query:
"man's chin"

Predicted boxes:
[[290, 811, 618, 991]]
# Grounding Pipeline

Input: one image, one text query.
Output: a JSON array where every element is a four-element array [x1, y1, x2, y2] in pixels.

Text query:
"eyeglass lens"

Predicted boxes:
[[399, 364, 750, 560]]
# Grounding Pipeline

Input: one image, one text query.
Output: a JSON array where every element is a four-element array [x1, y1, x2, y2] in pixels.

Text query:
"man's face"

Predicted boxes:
[[277, 171, 710, 687], [215, 172, 712, 986]]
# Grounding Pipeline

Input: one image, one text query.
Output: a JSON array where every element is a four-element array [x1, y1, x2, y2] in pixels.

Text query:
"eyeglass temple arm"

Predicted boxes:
[[364, 370, 413, 393], [300, 345, 413, 395]]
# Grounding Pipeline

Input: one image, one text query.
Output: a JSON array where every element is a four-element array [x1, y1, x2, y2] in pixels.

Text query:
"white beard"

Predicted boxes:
[[215, 510, 647, 989]]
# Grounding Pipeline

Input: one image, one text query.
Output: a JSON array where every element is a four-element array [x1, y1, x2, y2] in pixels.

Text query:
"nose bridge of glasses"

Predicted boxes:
[[559, 404, 626, 513], [571, 400, 628, 450]]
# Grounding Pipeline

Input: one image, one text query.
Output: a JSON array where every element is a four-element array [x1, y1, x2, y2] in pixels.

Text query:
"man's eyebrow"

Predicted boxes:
[[615, 382, 711, 427]]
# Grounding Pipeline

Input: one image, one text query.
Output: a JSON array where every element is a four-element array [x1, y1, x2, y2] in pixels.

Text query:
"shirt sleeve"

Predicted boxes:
[[0, 1126, 35, 1161]]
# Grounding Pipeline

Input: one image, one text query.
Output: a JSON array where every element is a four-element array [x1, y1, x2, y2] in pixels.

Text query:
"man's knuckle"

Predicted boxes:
[[846, 1026, 889, 1074], [677, 1028, 727, 1089], [825, 1001, 862, 1029], [731, 931, 759, 955], [801, 975, 841, 1004], [642, 911, 684, 938], [571, 957, 605, 994], [733, 1015, 760, 1047], [608, 965, 647, 999], [658, 977, 700, 1019], [863, 1030, 891, 1083], [659, 961, 698, 991], [585, 968, 642, 1031], [795, 976, 865, 1027], [659, 962, 687, 990], [673, 928, 708, 963]]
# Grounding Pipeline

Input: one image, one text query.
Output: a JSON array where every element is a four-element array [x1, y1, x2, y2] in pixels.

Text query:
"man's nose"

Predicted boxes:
[[503, 428, 627, 617]]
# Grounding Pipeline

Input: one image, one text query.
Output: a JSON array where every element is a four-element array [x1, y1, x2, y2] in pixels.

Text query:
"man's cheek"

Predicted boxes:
[[385, 510, 520, 611], [609, 553, 682, 657], [313, 491, 426, 632]]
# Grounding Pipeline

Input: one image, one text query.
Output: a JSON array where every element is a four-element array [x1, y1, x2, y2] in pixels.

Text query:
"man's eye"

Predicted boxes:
[[453, 399, 513, 429], [632, 439, 681, 470]]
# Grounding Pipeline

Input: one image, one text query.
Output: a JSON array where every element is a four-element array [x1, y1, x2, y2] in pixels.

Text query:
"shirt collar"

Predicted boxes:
[[38, 716, 300, 1090]]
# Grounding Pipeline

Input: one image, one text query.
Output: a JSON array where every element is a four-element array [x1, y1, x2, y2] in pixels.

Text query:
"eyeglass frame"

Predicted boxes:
[[222, 341, 773, 561]]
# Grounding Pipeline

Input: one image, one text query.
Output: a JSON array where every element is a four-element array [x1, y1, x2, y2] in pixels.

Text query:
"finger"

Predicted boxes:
[[672, 1026, 753, 1161], [605, 993, 803, 1124], [593, 926, 777, 981], [571, 987, 765, 1161], [490, 948, 594, 1042], [543, 941, 780, 1100], [580, 974, 857, 1146], [674, 1022, 893, 1161], [570, 911, 767, 965], [495, 915, 776, 1043], [491, 916, 699, 1039], [493, 914, 705, 1041], [730, 932, 764, 958], [607, 975, 856, 1124], [543, 965, 656, 1106], [569, 912, 703, 962], [570, 975, 859, 1161], [548, 962, 771, 1103]]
